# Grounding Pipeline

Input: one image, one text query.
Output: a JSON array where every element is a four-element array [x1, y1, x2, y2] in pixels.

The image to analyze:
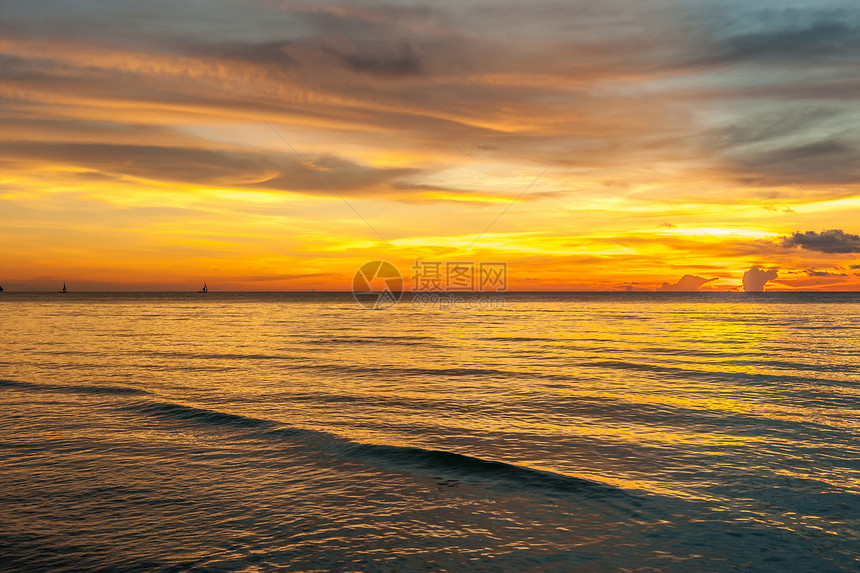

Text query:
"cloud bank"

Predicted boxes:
[[781, 229, 860, 254], [656, 275, 716, 292], [743, 266, 778, 292]]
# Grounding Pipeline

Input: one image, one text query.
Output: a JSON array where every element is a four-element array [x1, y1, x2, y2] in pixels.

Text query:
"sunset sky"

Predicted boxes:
[[1, 0, 859, 291]]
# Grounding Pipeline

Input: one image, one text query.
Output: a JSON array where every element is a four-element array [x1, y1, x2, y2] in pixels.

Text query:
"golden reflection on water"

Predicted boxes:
[[2, 294, 859, 522]]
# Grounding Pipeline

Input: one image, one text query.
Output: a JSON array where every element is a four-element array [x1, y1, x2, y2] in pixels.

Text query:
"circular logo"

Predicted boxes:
[[352, 260, 403, 309]]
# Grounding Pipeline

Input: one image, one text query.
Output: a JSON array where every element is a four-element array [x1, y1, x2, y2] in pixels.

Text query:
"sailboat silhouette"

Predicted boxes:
[[199, 282, 208, 294], [60, 282, 68, 294], [0, 285, 4, 292]]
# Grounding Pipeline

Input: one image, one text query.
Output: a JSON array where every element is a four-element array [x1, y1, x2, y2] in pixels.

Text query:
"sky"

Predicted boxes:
[[1, 0, 859, 291]]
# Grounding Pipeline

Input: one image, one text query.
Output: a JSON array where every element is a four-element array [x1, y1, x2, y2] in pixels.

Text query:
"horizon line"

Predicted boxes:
[[1, 289, 857, 294]]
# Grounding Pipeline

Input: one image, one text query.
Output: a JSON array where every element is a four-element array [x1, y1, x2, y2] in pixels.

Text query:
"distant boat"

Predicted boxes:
[[60, 282, 67, 293], [199, 282, 208, 294], [0, 285, 4, 292]]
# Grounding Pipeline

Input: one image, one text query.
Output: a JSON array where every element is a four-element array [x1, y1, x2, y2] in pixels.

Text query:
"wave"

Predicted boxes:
[[120, 401, 271, 428], [330, 365, 512, 378], [303, 335, 434, 346], [481, 336, 558, 342], [0, 379, 149, 396], [122, 398, 621, 498], [576, 359, 857, 390], [131, 350, 294, 361], [580, 360, 678, 373], [293, 388, 850, 442], [346, 443, 622, 497]]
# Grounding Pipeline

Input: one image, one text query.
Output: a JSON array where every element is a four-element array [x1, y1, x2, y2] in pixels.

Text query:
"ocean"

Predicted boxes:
[[1, 292, 858, 571]]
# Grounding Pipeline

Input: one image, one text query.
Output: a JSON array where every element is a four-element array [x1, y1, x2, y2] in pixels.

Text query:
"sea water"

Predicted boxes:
[[1, 292, 858, 571]]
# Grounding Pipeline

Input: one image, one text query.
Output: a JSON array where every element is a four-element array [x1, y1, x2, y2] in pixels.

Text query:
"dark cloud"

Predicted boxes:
[[327, 41, 423, 76], [705, 97, 859, 187], [743, 266, 778, 292], [656, 274, 715, 292], [718, 135, 859, 187], [760, 139, 853, 162], [781, 229, 860, 253], [177, 40, 295, 69], [757, 140, 857, 185], [712, 107, 842, 149], [700, 18, 860, 66], [806, 269, 847, 277], [686, 3, 860, 190], [706, 103, 857, 188]]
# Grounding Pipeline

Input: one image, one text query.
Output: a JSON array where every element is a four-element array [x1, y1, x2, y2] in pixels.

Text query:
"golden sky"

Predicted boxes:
[[1, 0, 859, 291]]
